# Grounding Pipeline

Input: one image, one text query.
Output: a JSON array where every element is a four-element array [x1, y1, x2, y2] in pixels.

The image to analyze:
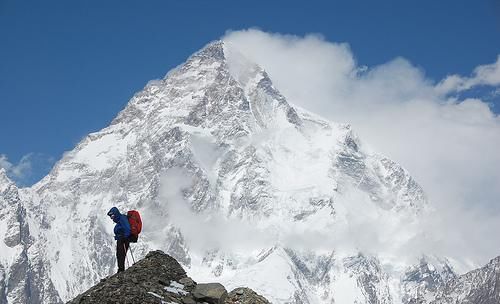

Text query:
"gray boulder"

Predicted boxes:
[[192, 283, 228, 304]]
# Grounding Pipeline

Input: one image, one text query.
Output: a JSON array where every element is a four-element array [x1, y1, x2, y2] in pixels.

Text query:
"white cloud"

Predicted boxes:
[[0, 153, 33, 181], [157, 167, 276, 253], [222, 29, 500, 266], [436, 55, 500, 94], [0, 155, 11, 171]]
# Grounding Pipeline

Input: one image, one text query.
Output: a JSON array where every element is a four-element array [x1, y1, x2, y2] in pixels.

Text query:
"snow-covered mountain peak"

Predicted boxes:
[[105, 39, 300, 136], [0, 40, 466, 304]]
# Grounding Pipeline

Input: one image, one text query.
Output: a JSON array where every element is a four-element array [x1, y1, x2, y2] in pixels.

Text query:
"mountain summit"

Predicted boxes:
[[0, 40, 496, 304]]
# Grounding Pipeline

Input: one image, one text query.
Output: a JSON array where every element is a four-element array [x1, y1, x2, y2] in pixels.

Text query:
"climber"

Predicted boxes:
[[107, 206, 131, 273]]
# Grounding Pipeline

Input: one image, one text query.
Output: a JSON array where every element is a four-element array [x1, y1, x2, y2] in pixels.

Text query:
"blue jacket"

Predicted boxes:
[[107, 207, 131, 241]]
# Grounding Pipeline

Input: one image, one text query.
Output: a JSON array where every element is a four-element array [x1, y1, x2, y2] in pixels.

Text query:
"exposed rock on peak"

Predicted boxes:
[[68, 251, 269, 304], [430, 256, 500, 304], [192, 40, 225, 61]]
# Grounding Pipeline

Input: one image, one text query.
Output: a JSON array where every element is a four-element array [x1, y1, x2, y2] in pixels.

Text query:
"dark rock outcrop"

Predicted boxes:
[[225, 287, 271, 304], [67, 250, 269, 304]]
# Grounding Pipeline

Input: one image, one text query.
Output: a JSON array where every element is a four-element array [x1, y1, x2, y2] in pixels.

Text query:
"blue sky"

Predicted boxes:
[[1, 0, 500, 185]]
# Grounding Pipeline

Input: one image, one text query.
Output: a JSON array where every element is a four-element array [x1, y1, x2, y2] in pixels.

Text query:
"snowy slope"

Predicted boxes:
[[0, 40, 495, 304]]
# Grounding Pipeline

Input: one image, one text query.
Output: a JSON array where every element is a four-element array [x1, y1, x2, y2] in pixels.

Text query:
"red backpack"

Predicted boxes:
[[127, 210, 142, 241]]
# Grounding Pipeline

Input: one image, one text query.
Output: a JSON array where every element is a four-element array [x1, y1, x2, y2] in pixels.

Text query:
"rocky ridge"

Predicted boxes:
[[68, 250, 270, 304]]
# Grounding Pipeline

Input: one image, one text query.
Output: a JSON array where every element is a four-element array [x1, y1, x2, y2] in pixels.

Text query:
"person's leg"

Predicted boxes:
[[116, 239, 126, 272]]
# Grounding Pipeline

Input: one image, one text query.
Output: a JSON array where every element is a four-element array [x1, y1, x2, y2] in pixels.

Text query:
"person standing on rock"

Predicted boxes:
[[107, 207, 131, 273]]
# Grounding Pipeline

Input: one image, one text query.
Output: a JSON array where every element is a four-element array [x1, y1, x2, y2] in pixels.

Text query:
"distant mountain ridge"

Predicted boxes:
[[0, 40, 498, 304]]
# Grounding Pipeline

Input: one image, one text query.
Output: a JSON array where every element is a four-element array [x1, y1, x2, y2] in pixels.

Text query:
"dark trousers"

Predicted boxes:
[[116, 238, 130, 272]]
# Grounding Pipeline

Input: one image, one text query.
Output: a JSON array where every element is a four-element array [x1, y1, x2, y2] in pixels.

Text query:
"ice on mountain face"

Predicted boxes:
[[1, 40, 491, 304]]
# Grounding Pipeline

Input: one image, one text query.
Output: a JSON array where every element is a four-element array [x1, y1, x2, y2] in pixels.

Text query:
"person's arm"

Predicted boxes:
[[114, 223, 124, 240]]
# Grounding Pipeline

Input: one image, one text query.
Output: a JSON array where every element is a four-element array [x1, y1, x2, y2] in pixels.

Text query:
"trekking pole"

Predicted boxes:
[[124, 243, 130, 268], [129, 245, 136, 264]]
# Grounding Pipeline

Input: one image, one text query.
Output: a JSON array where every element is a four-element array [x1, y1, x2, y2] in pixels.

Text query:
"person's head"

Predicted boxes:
[[107, 207, 120, 223]]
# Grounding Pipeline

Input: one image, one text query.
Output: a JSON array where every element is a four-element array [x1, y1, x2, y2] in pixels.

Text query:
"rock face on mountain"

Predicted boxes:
[[0, 169, 60, 304], [401, 258, 457, 303], [0, 169, 30, 304], [0, 40, 498, 304], [68, 250, 269, 304], [430, 256, 500, 304]]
